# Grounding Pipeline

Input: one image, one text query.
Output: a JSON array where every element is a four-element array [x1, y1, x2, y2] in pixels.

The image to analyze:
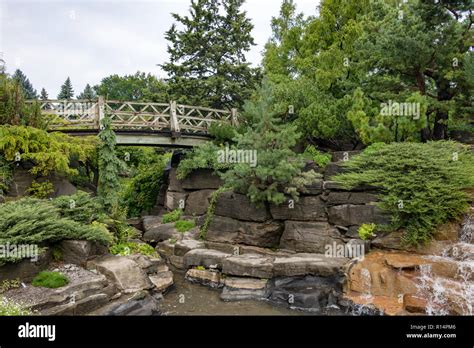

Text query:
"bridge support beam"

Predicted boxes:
[[115, 133, 209, 147]]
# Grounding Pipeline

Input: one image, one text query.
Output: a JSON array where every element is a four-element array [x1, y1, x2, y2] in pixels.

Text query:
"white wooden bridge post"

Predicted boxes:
[[97, 95, 105, 129], [170, 100, 181, 136], [231, 108, 239, 126]]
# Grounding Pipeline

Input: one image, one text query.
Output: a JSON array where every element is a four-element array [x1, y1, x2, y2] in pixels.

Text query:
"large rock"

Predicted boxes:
[[324, 192, 378, 206], [270, 196, 326, 221], [206, 215, 283, 248], [273, 253, 347, 277], [59, 240, 107, 265], [0, 248, 52, 282], [168, 168, 185, 192], [327, 204, 387, 226], [214, 191, 270, 222], [47, 176, 77, 197], [184, 189, 215, 215], [164, 191, 187, 211], [142, 216, 162, 231], [279, 221, 345, 253], [149, 271, 174, 292], [90, 256, 153, 294], [142, 223, 182, 243], [183, 248, 231, 269], [301, 179, 323, 195], [181, 169, 223, 190], [185, 268, 221, 288], [174, 239, 206, 257], [222, 254, 274, 278], [323, 162, 345, 179], [221, 277, 268, 301], [265, 275, 347, 313]]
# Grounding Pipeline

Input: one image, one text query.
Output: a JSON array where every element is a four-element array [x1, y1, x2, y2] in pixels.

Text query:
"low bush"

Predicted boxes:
[[334, 141, 474, 246], [52, 191, 104, 224], [32, 271, 69, 288], [162, 209, 183, 223], [303, 145, 331, 168], [109, 241, 157, 257], [25, 180, 54, 199], [0, 297, 32, 316], [175, 220, 195, 233], [358, 223, 376, 240]]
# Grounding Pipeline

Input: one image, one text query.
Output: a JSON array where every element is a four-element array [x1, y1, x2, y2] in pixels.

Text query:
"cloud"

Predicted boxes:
[[1, 0, 319, 98]]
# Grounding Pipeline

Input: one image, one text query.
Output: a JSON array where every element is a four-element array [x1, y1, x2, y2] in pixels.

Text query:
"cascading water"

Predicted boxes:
[[415, 208, 474, 315]]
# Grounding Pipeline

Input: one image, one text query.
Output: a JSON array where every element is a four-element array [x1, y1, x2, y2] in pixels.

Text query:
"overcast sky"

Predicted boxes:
[[0, 0, 319, 98]]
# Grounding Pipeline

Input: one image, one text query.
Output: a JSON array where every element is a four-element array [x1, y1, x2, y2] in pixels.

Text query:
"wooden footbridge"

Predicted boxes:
[[26, 97, 238, 147]]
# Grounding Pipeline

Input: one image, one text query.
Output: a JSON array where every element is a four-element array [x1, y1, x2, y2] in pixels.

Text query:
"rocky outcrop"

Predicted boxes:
[[273, 254, 348, 277], [164, 191, 187, 211], [185, 268, 221, 288], [214, 191, 271, 222], [58, 240, 107, 265], [181, 169, 223, 190], [183, 248, 231, 269], [270, 196, 326, 221], [221, 277, 268, 301], [222, 254, 274, 278], [185, 189, 215, 215], [328, 204, 387, 226], [206, 216, 283, 248], [279, 221, 345, 253]]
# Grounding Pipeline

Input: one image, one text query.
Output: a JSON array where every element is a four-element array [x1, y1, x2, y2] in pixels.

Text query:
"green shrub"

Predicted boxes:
[[303, 145, 331, 168], [208, 122, 238, 145], [0, 297, 32, 316], [358, 223, 377, 240], [120, 156, 168, 217], [52, 191, 104, 224], [25, 180, 54, 199], [162, 209, 183, 223], [0, 279, 20, 294], [0, 125, 96, 176], [334, 141, 474, 246], [0, 198, 113, 263], [199, 187, 229, 240], [175, 220, 195, 233], [32, 271, 69, 288], [0, 156, 12, 195], [176, 142, 232, 179], [195, 265, 206, 271], [110, 241, 157, 257], [220, 82, 320, 205]]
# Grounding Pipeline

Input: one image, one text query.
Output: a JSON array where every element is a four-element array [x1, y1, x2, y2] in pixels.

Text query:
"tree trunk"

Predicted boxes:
[[432, 79, 451, 140]]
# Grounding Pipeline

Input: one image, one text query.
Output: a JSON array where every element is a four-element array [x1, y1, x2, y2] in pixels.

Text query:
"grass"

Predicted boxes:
[[162, 209, 183, 223], [175, 219, 196, 232], [32, 271, 69, 288]]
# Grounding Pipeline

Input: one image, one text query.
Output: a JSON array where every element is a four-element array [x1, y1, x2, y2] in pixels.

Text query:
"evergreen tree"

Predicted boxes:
[[77, 83, 97, 100], [12, 69, 37, 99], [40, 88, 48, 100], [220, 81, 319, 204], [57, 77, 74, 99], [97, 115, 122, 211], [161, 0, 260, 109]]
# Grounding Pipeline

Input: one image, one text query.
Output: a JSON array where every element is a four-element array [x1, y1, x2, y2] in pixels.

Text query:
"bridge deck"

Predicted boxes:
[[27, 97, 237, 146]]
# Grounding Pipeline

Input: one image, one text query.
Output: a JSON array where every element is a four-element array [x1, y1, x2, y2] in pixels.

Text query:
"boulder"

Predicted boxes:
[[270, 196, 326, 221], [142, 223, 182, 243], [168, 168, 185, 192], [324, 192, 379, 206], [328, 204, 387, 226], [0, 248, 52, 282], [47, 176, 77, 197], [185, 268, 221, 288], [142, 216, 162, 231], [221, 277, 268, 301], [403, 294, 428, 314], [214, 191, 271, 222], [273, 254, 347, 277], [90, 256, 153, 294], [265, 275, 346, 313], [59, 240, 106, 265], [183, 248, 231, 269], [371, 231, 404, 250], [279, 221, 345, 253], [206, 215, 283, 248], [185, 189, 215, 215], [155, 240, 176, 259], [222, 254, 274, 278], [149, 271, 174, 292], [103, 292, 160, 316], [164, 191, 187, 211], [181, 169, 223, 190], [174, 239, 206, 257]]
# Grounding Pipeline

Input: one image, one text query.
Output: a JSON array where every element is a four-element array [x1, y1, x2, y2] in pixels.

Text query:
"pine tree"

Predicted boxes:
[[40, 88, 48, 100], [77, 83, 96, 100], [57, 77, 74, 99], [161, 0, 260, 109], [12, 69, 37, 99], [97, 115, 122, 211], [220, 80, 319, 204]]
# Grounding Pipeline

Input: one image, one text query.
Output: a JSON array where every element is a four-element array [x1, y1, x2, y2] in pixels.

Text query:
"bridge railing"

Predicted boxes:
[[26, 97, 238, 135]]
